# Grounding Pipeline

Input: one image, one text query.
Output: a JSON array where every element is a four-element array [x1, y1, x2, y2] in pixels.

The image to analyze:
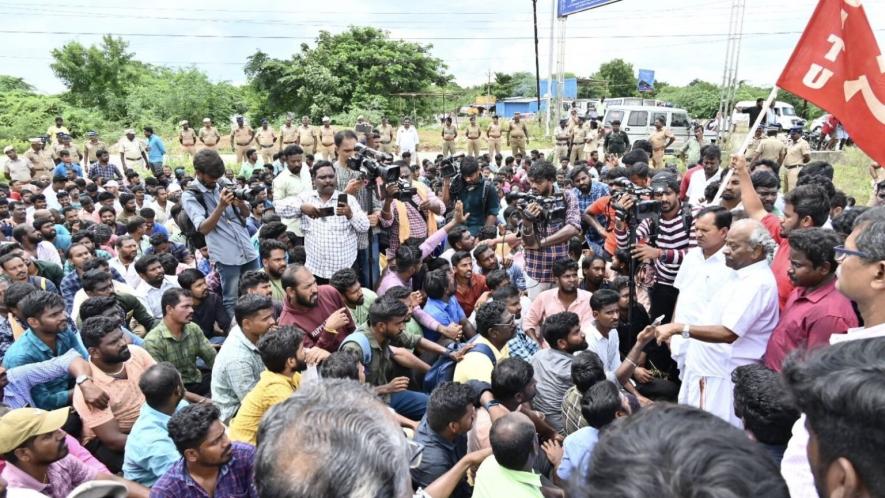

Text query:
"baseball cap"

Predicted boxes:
[[0, 407, 68, 454], [3, 145, 14, 153]]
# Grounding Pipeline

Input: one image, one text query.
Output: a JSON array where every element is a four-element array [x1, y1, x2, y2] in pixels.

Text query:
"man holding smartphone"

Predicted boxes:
[[182, 149, 259, 316]]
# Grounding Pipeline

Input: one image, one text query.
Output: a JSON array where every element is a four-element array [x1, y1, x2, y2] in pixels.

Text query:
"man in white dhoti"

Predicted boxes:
[[654, 218, 779, 427]]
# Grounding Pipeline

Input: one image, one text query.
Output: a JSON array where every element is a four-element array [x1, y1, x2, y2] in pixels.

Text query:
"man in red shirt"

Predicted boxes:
[[278, 264, 355, 352], [452, 250, 488, 317], [764, 228, 858, 371], [732, 155, 831, 309]]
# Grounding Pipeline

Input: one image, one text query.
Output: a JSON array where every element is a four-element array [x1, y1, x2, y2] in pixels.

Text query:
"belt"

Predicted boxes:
[[236, 143, 251, 146], [283, 141, 296, 144], [556, 141, 569, 145], [260, 144, 274, 148], [125, 156, 142, 161], [380, 141, 391, 144], [182, 143, 195, 146], [468, 136, 480, 140], [489, 136, 501, 139], [785, 164, 803, 169]]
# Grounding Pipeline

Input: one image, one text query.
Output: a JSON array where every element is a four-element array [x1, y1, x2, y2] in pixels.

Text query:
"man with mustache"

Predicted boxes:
[[278, 264, 355, 353], [133, 254, 181, 320]]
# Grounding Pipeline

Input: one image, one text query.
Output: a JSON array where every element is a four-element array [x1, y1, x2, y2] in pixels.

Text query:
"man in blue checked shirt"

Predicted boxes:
[[570, 165, 610, 258]]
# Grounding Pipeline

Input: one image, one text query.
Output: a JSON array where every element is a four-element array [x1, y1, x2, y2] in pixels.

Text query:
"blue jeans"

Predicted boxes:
[[216, 258, 260, 317], [389, 390, 428, 420], [355, 233, 380, 291]]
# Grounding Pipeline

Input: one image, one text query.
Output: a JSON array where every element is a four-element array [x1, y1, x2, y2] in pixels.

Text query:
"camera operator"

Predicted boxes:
[[182, 149, 259, 316], [614, 171, 696, 324], [334, 129, 382, 289], [380, 160, 446, 260], [441, 156, 500, 236], [520, 161, 582, 299]]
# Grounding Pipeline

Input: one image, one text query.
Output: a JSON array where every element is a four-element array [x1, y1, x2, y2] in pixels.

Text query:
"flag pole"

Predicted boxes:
[[711, 85, 779, 205]]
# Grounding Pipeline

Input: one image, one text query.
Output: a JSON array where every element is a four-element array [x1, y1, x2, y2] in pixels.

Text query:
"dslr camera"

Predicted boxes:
[[438, 154, 465, 179], [348, 143, 398, 183], [505, 192, 567, 224], [610, 178, 661, 222]]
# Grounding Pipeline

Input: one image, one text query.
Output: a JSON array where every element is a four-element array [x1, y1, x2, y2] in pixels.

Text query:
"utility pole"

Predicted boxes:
[[544, 0, 555, 137], [487, 69, 492, 97], [717, 0, 746, 142]]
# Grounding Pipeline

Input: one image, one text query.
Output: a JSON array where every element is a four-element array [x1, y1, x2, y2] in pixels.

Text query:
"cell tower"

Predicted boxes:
[[717, 0, 746, 140]]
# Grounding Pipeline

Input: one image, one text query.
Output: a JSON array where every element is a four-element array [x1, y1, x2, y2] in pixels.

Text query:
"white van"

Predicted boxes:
[[731, 100, 806, 130], [602, 105, 692, 152]]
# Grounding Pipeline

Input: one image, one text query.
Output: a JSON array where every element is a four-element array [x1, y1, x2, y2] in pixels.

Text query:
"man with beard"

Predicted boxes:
[[579, 254, 608, 293], [230, 326, 307, 444], [271, 145, 310, 243], [133, 255, 181, 320], [0, 407, 149, 498], [452, 251, 489, 318], [571, 166, 610, 257], [685, 146, 722, 207], [524, 259, 592, 347], [278, 264, 356, 352], [33, 217, 63, 267], [58, 243, 95, 313], [717, 169, 742, 210], [152, 403, 258, 498], [98, 206, 126, 237], [109, 235, 141, 288], [751, 170, 782, 215], [530, 311, 587, 433], [474, 243, 526, 293], [71, 316, 156, 472], [380, 160, 445, 260], [212, 295, 278, 423], [329, 267, 376, 328], [177, 268, 229, 343], [655, 219, 779, 427], [259, 240, 287, 301], [144, 288, 216, 396], [0, 252, 59, 294], [442, 156, 500, 237]]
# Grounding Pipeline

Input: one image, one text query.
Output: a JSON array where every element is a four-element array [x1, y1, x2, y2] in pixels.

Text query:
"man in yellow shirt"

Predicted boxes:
[[46, 116, 70, 145], [229, 326, 306, 445], [453, 301, 514, 384]]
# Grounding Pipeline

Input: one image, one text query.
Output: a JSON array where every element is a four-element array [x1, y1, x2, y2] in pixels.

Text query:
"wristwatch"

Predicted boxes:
[[75, 374, 91, 385], [681, 324, 691, 339]]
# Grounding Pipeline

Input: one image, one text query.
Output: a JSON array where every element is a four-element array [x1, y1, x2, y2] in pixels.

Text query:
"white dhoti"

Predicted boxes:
[[678, 370, 741, 428]]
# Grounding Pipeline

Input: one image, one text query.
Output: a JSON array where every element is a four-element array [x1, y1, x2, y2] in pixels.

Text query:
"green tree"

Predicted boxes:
[[0, 76, 34, 93], [245, 27, 450, 122], [587, 59, 638, 98]]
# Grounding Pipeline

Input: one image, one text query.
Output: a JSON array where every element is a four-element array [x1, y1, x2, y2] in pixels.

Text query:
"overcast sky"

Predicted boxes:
[[0, 0, 882, 94]]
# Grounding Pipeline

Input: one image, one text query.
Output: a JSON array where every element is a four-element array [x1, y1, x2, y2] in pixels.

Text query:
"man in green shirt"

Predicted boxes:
[[329, 268, 376, 329], [473, 412, 545, 498], [144, 288, 216, 396], [259, 239, 288, 302], [679, 125, 706, 167]]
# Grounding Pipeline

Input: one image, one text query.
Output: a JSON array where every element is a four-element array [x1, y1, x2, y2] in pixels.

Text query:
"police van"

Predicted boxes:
[[602, 104, 692, 152]]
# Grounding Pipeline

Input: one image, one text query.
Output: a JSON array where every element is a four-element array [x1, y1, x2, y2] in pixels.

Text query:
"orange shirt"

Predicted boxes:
[[588, 195, 618, 255]]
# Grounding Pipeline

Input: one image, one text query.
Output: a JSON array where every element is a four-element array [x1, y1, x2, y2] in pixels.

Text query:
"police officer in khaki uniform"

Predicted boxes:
[[506, 112, 529, 157], [82, 131, 106, 166], [744, 126, 764, 161], [25, 138, 54, 180], [648, 117, 675, 168], [378, 117, 395, 155], [118, 128, 148, 171], [317, 116, 336, 160], [230, 115, 255, 164], [255, 118, 277, 164], [782, 127, 811, 193], [199, 118, 221, 151], [52, 134, 82, 165], [297, 116, 317, 156], [487, 115, 503, 157], [178, 121, 198, 163], [464, 115, 482, 157], [570, 117, 587, 164], [554, 119, 571, 164], [567, 108, 580, 132], [46, 116, 70, 146], [280, 114, 298, 150], [441, 117, 458, 157], [354, 115, 373, 143], [751, 129, 787, 169]]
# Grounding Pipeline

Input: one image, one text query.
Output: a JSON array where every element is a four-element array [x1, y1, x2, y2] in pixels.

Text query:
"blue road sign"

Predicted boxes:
[[558, 0, 622, 17], [638, 69, 656, 93]]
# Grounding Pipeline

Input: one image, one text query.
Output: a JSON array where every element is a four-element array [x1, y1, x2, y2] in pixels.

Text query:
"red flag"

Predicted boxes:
[[777, 0, 884, 164]]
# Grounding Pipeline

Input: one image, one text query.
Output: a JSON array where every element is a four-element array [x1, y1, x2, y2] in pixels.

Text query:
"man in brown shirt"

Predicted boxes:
[[648, 117, 675, 168], [507, 112, 529, 157], [317, 116, 336, 161], [782, 127, 811, 193], [297, 116, 317, 156], [175, 121, 197, 164], [255, 118, 277, 164], [231, 116, 255, 164], [554, 119, 571, 164], [570, 117, 587, 164], [82, 131, 107, 166], [487, 115, 503, 157], [198, 118, 221, 151], [752, 129, 787, 169], [441, 117, 458, 157], [378, 117, 395, 155], [52, 134, 82, 165], [465, 115, 482, 157], [25, 138, 55, 180], [280, 115, 298, 150]]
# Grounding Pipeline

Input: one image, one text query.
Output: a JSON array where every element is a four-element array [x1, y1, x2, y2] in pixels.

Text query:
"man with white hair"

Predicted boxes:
[[654, 218, 780, 427]]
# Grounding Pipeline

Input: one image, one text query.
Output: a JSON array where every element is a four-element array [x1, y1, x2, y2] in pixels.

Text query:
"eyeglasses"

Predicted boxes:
[[834, 245, 873, 262], [494, 321, 517, 331], [407, 440, 424, 469]]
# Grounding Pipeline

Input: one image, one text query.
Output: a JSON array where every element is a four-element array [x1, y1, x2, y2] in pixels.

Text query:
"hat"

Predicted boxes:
[[29, 138, 43, 144], [3, 145, 13, 153], [357, 115, 364, 120], [0, 407, 68, 454], [322, 116, 331, 122], [261, 118, 268, 124], [59, 133, 70, 139], [180, 120, 189, 126], [124, 128, 135, 135], [86, 131, 97, 137], [236, 115, 244, 121], [105, 180, 119, 188], [789, 126, 803, 134], [202, 118, 211, 123]]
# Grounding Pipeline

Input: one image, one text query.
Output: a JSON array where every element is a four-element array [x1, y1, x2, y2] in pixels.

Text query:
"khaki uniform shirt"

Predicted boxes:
[[256, 127, 276, 146], [319, 126, 336, 146], [442, 125, 457, 140], [179, 129, 197, 146], [298, 125, 316, 145], [280, 124, 298, 143], [584, 128, 600, 152], [466, 124, 481, 139], [571, 126, 587, 145], [3, 157, 32, 182], [53, 143, 82, 163], [649, 128, 675, 150], [25, 147, 55, 174], [232, 126, 254, 146], [508, 121, 527, 139], [378, 124, 394, 143], [554, 127, 571, 143], [755, 137, 787, 163], [83, 140, 106, 164], [487, 123, 503, 138], [46, 125, 70, 144], [118, 138, 146, 159], [199, 126, 220, 145], [783, 138, 810, 166]]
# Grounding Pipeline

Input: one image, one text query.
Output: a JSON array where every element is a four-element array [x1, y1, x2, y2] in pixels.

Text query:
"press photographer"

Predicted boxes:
[[517, 161, 582, 299], [441, 155, 500, 236], [380, 160, 446, 260]]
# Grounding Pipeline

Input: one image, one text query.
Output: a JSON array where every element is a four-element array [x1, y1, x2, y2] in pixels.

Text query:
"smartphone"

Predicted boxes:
[[652, 315, 666, 326], [317, 207, 335, 217], [337, 193, 348, 207]]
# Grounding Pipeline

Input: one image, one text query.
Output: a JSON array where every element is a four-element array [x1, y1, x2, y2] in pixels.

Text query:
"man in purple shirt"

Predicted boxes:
[[151, 403, 257, 498]]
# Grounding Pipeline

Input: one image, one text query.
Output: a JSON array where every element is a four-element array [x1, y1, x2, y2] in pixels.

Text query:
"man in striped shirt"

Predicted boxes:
[[614, 171, 697, 325]]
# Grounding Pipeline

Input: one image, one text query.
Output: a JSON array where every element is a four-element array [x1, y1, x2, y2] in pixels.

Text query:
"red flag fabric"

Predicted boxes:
[[777, 0, 884, 164]]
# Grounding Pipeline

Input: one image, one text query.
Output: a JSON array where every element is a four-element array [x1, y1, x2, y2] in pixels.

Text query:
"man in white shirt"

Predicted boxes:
[[133, 253, 180, 319], [108, 235, 143, 288], [396, 118, 419, 166], [780, 207, 885, 498], [684, 146, 722, 206], [655, 218, 779, 427]]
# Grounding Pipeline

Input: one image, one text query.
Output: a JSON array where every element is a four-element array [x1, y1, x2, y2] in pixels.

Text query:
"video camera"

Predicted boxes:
[[396, 180, 417, 202], [438, 154, 465, 178], [505, 192, 567, 224], [348, 143, 398, 183], [610, 178, 661, 222]]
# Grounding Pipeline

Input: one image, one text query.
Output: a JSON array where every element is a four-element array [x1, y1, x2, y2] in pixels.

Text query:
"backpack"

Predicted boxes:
[[423, 335, 497, 392], [339, 331, 373, 367], [176, 185, 208, 249]]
